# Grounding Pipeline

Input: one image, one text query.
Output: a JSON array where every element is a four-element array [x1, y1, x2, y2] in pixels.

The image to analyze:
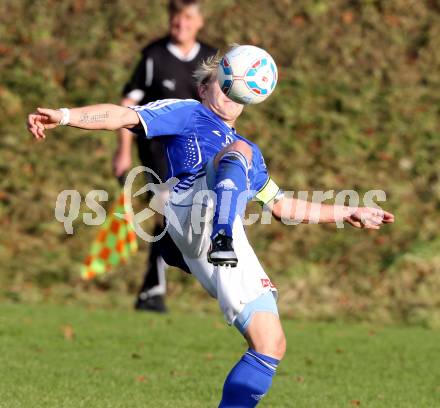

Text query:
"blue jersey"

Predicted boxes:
[[130, 99, 271, 198]]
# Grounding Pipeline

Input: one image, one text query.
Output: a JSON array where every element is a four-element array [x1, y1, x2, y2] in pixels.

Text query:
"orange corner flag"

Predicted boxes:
[[81, 191, 137, 280]]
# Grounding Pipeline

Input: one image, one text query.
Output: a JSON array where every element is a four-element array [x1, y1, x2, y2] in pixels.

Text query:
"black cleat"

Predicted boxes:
[[134, 294, 167, 313], [208, 231, 238, 267]]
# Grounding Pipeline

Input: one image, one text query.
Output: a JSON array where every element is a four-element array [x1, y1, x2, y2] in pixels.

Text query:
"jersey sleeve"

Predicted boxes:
[[251, 146, 282, 205], [129, 99, 199, 138]]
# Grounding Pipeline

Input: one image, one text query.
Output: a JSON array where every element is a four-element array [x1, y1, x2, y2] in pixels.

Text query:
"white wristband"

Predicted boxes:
[[58, 108, 70, 126]]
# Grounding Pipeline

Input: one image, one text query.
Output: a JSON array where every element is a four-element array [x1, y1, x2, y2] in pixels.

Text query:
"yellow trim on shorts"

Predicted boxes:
[[255, 178, 280, 205]]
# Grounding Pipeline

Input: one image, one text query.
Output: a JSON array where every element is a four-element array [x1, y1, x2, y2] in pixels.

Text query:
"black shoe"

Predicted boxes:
[[134, 294, 167, 313], [207, 231, 238, 267]]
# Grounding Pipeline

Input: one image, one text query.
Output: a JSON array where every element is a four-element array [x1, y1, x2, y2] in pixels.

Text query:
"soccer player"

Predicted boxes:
[[27, 53, 394, 407], [114, 0, 216, 312]]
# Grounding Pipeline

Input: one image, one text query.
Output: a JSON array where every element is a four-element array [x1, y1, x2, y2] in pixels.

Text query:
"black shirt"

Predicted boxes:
[[122, 36, 217, 104]]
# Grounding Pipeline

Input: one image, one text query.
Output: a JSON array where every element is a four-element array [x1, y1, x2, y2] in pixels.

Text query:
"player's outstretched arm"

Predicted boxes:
[[113, 98, 137, 177], [27, 104, 139, 140], [271, 197, 394, 229]]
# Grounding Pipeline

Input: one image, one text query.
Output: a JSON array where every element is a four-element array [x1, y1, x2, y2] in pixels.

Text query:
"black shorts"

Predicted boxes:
[[136, 136, 168, 182], [135, 136, 190, 273]]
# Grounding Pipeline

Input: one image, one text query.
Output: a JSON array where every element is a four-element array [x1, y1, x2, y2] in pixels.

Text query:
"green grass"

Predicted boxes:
[[1, 303, 439, 407]]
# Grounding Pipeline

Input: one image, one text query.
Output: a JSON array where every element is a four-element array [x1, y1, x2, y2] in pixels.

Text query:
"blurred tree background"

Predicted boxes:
[[0, 0, 439, 326]]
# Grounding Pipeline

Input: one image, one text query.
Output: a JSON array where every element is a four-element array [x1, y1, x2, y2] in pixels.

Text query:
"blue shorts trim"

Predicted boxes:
[[234, 291, 279, 335]]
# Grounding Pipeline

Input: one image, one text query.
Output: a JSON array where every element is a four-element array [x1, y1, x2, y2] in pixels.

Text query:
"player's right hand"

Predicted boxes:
[[112, 149, 132, 177], [27, 108, 62, 140]]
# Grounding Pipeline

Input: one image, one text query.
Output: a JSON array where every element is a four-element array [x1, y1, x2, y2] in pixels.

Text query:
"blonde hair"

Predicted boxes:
[[193, 53, 222, 87], [193, 44, 241, 87]]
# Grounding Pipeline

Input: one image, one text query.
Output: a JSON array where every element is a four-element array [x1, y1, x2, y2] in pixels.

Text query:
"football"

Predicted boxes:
[[217, 45, 278, 105]]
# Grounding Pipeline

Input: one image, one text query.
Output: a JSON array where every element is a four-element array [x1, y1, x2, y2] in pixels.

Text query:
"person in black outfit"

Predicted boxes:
[[113, 0, 216, 312]]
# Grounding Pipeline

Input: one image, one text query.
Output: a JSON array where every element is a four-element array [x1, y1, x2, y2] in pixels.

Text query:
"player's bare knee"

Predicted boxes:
[[230, 140, 252, 162], [269, 331, 286, 359], [246, 314, 287, 360], [252, 332, 286, 360], [215, 140, 253, 168], [276, 332, 287, 360]]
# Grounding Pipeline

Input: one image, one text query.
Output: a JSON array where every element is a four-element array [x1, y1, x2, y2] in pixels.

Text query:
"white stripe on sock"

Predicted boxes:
[[246, 351, 277, 372]]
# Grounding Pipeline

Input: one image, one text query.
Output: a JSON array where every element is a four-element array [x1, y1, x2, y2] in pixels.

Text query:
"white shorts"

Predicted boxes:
[[164, 167, 277, 325]]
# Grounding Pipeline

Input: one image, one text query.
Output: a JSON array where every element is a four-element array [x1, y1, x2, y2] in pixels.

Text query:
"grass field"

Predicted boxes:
[[1, 303, 439, 407]]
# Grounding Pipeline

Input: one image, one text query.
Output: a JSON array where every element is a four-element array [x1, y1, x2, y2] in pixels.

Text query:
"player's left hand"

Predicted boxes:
[[345, 207, 395, 230], [27, 108, 62, 140]]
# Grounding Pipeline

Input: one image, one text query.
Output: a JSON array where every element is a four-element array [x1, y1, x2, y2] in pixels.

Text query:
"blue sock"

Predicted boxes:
[[212, 151, 249, 238], [219, 349, 279, 408]]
